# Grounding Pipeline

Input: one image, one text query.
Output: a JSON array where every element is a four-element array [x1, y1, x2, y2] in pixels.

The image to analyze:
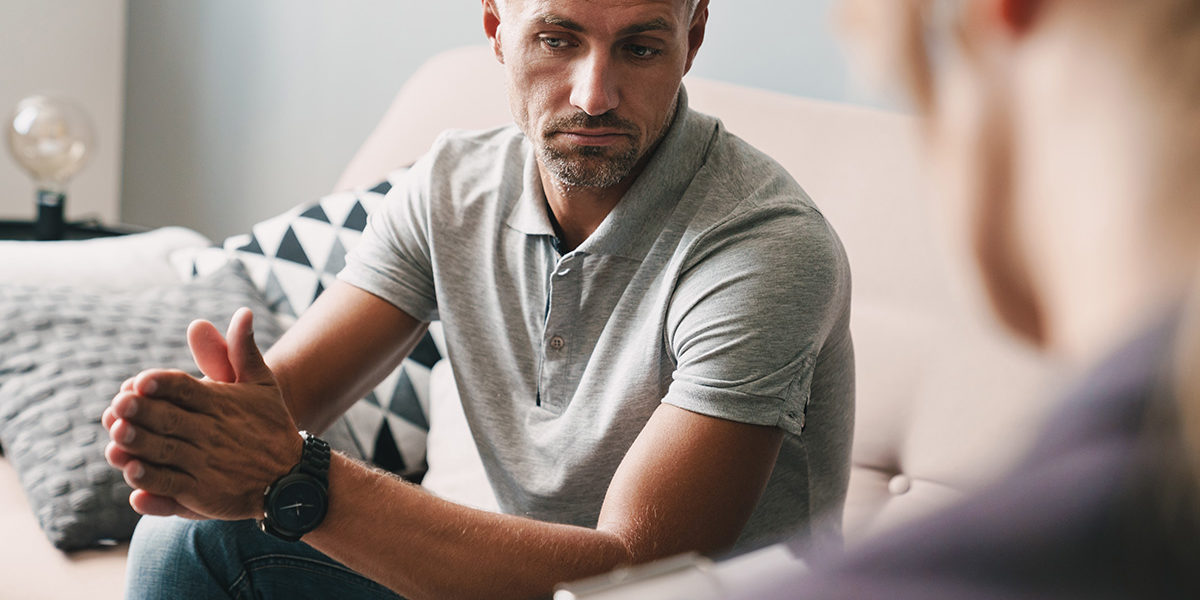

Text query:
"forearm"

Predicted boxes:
[[263, 282, 428, 433], [305, 453, 635, 600]]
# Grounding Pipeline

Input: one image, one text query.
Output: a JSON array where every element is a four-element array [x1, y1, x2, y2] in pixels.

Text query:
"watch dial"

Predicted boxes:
[[272, 478, 326, 532]]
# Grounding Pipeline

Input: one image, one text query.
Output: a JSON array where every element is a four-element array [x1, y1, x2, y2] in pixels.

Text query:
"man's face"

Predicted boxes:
[[486, 0, 703, 189]]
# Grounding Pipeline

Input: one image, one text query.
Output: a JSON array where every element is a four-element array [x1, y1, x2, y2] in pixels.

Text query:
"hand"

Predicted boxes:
[[102, 308, 302, 521], [103, 305, 252, 517]]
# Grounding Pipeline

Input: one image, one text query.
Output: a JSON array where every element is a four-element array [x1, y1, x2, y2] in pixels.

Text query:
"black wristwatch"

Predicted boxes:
[[260, 431, 331, 542]]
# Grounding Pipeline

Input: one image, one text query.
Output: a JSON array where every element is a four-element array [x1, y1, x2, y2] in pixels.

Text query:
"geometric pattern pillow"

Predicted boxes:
[[0, 261, 284, 550], [175, 169, 441, 480]]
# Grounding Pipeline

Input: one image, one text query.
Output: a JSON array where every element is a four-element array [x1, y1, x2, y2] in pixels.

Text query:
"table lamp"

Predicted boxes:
[[6, 95, 95, 241]]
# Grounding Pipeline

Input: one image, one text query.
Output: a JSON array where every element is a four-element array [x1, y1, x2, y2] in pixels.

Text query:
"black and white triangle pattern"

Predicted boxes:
[[181, 169, 439, 479], [207, 178, 391, 320]]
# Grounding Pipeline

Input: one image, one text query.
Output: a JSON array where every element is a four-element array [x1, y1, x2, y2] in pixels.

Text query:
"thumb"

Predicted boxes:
[[187, 319, 236, 383], [225, 307, 273, 383]]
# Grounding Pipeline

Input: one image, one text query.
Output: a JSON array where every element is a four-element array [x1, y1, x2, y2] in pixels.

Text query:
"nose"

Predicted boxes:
[[569, 50, 619, 116]]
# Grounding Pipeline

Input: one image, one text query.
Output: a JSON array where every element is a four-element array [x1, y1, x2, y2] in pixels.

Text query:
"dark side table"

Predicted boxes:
[[0, 219, 146, 241]]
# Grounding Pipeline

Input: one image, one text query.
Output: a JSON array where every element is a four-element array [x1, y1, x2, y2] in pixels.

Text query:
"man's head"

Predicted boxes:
[[483, 0, 709, 190]]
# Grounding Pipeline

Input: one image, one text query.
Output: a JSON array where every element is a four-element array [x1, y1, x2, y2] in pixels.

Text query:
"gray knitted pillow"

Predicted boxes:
[[0, 261, 283, 551]]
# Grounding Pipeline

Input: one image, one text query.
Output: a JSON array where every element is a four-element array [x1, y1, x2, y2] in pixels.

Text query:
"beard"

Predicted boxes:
[[541, 142, 640, 189], [536, 112, 644, 189]]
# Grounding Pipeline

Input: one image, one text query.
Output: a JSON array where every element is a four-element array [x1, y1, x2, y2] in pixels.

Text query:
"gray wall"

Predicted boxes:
[[0, 0, 126, 224], [122, 0, 860, 240]]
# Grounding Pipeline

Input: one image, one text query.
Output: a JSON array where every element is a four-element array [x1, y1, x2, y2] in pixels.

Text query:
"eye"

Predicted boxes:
[[540, 36, 571, 50], [625, 44, 662, 60]]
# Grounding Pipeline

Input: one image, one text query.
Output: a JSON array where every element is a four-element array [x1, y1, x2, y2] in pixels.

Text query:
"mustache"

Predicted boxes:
[[543, 112, 638, 137]]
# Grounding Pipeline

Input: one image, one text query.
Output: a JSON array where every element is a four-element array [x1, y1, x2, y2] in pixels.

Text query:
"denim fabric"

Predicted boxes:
[[126, 516, 403, 600]]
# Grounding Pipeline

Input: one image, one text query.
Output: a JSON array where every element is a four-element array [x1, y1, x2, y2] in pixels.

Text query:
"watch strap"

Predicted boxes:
[[295, 430, 331, 483]]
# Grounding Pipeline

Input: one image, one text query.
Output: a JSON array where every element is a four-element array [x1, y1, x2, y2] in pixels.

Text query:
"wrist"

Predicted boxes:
[[259, 431, 331, 541]]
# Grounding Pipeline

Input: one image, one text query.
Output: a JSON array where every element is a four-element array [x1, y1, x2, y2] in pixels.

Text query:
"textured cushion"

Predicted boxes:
[[0, 261, 283, 551], [174, 170, 441, 479]]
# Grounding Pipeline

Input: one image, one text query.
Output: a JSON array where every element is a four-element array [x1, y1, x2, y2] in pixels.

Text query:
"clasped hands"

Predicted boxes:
[[102, 308, 302, 521]]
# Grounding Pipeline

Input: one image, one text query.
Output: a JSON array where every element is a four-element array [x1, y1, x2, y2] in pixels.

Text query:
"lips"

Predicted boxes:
[[555, 129, 631, 147]]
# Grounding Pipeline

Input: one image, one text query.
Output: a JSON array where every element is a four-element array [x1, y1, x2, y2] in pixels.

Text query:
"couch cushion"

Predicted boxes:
[[0, 227, 211, 291], [175, 171, 442, 480], [0, 261, 283, 550], [0, 457, 125, 599]]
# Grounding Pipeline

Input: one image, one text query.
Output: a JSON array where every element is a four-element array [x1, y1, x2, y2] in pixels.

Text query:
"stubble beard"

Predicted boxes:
[[541, 141, 641, 189], [536, 103, 677, 190]]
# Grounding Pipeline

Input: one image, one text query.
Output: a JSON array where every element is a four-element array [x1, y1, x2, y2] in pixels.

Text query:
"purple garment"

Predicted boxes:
[[735, 314, 1200, 599]]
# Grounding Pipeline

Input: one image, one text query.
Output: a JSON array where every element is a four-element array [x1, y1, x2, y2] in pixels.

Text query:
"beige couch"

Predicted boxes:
[[1, 46, 1053, 599]]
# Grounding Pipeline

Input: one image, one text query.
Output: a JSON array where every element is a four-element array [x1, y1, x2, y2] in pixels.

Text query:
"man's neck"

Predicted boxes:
[[539, 171, 629, 252], [537, 153, 654, 252], [1014, 51, 1200, 368]]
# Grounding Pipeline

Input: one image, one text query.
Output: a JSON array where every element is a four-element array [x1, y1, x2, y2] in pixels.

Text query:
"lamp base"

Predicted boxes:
[[0, 218, 142, 241], [35, 190, 66, 241]]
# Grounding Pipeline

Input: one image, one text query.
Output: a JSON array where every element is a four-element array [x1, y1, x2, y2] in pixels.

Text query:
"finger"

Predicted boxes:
[[226, 307, 274, 384], [111, 392, 202, 439], [102, 405, 117, 430], [105, 384, 138, 430], [129, 489, 206, 520], [123, 459, 195, 499], [105, 441, 135, 469], [188, 319, 236, 383], [110, 418, 202, 468], [132, 369, 212, 414]]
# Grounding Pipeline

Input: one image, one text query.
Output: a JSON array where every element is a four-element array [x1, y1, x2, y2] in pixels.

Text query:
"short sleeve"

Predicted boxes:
[[662, 202, 851, 437], [338, 140, 443, 323]]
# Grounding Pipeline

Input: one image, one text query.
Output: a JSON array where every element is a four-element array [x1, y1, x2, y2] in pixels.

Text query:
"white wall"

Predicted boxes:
[[122, 0, 863, 240], [0, 0, 126, 223]]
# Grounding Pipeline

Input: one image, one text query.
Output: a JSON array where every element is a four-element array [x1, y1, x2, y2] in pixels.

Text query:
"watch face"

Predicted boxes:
[[268, 475, 327, 534]]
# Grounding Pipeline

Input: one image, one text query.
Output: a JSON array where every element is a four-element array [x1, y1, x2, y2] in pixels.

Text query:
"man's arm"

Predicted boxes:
[[105, 281, 784, 599], [264, 281, 429, 433], [306, 404, 782, 600], [102, 281, 428, 517]]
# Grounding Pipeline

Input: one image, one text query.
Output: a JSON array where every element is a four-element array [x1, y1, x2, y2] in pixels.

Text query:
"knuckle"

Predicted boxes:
[[159, 470, 178, 496], [163, 408, 183, 435], [161, 437, 179, 462]]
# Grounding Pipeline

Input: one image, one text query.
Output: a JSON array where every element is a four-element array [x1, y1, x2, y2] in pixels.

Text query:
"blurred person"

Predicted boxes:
[[733, 0, 1200, 597]]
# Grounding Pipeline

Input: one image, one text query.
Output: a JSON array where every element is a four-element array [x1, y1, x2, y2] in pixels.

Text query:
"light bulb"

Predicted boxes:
[[6, 95, 95, 240]]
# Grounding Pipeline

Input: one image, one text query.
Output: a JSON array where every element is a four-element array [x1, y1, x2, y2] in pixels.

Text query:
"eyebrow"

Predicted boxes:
[[539, 14, 674, 36]]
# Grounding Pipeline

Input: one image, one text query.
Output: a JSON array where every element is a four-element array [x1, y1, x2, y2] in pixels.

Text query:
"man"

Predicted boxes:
[[104, 0, 854, 597]]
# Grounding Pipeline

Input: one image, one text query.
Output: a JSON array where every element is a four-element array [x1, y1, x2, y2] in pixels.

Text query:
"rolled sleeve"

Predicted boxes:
[[662, 202, 850, 438]]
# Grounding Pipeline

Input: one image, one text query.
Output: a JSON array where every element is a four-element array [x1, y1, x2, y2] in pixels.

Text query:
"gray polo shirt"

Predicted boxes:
[[340, 89, 854, 554]]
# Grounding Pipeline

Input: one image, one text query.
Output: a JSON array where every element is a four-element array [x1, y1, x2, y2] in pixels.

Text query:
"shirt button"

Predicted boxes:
[[549, 336, 566, 350]]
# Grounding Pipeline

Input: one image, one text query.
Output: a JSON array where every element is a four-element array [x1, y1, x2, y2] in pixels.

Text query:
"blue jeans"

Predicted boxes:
[[126, 516, 404, 600]]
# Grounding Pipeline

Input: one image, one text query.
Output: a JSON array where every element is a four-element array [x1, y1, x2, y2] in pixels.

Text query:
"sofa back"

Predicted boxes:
[[337, 46, 1056, 544]]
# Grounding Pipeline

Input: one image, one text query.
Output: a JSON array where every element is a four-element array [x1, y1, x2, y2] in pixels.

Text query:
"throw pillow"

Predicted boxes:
[[0, 261, 283, 551], [173, 170, 441, 480]]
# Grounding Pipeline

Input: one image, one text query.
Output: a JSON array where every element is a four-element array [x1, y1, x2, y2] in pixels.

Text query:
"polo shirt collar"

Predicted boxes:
[[506, 86, 716, 260], [507, 144, 556, 237]]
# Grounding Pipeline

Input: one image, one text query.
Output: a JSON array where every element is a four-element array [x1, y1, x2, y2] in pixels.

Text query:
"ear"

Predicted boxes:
[[483, 0, 505, 64], [683, 0, 709, 74], [993, 0, 1043, 34]]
